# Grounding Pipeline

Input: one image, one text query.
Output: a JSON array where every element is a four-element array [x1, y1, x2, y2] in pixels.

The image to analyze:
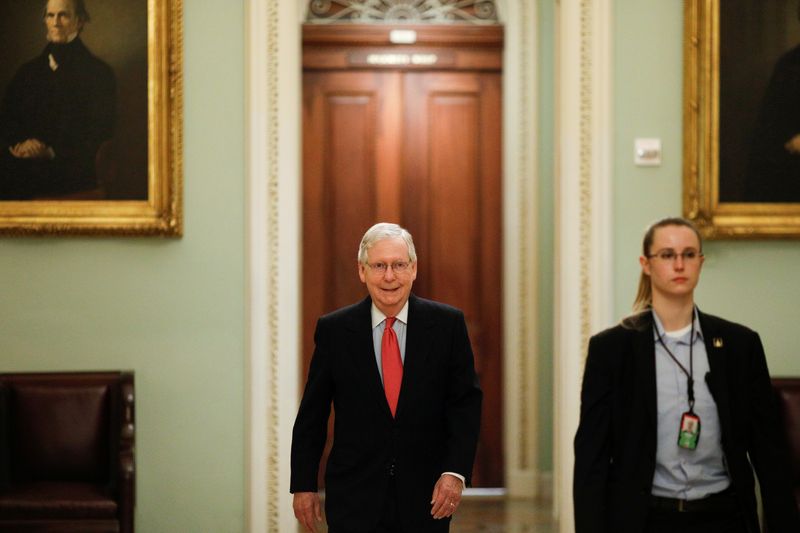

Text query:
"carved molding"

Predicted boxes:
[[265, 0, 280, 530], [306, 0, 499, 24], [579, 0, 592, 356], [554, 0, 614, 529], [516, 0, 532, 472]]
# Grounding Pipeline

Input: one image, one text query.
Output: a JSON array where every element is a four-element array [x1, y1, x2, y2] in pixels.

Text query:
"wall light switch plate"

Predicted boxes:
[[634, 138, 662, 166]]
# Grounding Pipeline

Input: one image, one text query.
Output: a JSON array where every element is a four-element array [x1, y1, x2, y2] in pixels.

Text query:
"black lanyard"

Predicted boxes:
[[654, 319, 696, 413]]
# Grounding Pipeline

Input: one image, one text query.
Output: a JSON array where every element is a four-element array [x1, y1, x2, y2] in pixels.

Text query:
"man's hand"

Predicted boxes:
[[785, 134, 800, 155], [430, 473, 463, 519], [293, 491, 323, 533], [9, 138, 51, 159]]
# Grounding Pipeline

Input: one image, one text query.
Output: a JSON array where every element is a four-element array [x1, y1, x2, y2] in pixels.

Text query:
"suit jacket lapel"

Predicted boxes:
[[633, 312, 658, 433], [346, 297, 392, 417], [395, 295, 433, 419], [698, 310, 733, 449]]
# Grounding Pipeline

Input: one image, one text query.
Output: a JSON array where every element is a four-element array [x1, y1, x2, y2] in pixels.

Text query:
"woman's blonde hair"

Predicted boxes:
[[632, 217, 703, 313]]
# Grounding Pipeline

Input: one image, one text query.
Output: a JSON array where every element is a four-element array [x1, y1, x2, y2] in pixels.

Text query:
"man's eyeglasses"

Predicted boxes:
[[647, 249, 703, 262], [366, 261, 412, 274]]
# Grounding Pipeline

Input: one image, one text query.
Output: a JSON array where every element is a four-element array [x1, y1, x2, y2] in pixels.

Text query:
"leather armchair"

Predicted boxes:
[[0, 372, 135, 532], [772, 377, 800, 510]]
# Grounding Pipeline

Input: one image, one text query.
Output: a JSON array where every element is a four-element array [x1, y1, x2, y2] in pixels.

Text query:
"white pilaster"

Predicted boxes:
[[554, 1, 613, 531], [246, 0, 301, 531], [501, 0, 541, 498]]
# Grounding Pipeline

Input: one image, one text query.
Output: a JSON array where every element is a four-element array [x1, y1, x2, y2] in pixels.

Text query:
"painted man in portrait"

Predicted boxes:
[[0, 0, 115, 200]]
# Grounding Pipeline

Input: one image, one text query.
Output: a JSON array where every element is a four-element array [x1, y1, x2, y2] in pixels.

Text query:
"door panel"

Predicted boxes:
[[403, 72, 503, 486]]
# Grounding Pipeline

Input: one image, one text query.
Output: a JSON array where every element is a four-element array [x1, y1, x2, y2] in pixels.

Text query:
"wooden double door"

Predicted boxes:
[[302, 25, 503, 487]]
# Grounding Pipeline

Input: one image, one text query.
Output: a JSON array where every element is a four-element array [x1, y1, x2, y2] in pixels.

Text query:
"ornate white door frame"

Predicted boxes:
[[244, 1, 551, 530], [245, 1, 303, 531]]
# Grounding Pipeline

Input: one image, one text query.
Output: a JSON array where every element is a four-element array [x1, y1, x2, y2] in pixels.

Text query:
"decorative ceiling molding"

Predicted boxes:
[[306, 0, 499, 24]]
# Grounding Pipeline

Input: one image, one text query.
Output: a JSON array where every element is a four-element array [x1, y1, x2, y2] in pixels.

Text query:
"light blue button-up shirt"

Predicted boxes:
[[371, 301, 409, 384], [651, 309, 731, 500]]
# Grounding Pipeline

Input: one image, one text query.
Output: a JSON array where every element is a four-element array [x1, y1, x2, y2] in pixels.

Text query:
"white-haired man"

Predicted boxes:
[[291, 222, 482, 533]]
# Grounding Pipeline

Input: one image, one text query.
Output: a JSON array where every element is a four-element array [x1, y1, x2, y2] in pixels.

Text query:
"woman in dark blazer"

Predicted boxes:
[[573, 217, 799, 533]]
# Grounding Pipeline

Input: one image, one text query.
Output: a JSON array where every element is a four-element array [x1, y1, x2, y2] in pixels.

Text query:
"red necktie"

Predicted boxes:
[[381, 317, 403, 417]]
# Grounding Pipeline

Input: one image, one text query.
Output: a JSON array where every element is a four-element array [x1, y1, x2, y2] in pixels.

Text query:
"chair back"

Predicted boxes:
[[772, 378, 800, 506], [0, 371, 134, 533]]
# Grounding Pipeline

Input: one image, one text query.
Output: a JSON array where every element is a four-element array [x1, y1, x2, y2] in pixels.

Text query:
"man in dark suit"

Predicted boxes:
[[291, 222, 482, 533], [0, 0, 115, 199], [574, 217, 799, 533]]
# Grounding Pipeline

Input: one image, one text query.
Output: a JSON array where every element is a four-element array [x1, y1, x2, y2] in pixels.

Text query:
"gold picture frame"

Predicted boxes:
[[683, 0, 800, 238], [0, 0, 182, 236]]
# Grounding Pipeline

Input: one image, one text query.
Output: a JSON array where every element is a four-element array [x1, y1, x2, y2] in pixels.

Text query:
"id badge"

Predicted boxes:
[[678, 412, 701, 450]]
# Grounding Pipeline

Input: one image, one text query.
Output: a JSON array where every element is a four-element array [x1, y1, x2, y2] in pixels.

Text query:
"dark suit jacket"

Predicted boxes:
[[573, 309, 799, 533], [290, 295, 482, 532]]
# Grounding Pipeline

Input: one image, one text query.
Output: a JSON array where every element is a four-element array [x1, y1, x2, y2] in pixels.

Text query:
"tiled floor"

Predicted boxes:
[[452, 497, 556, 533], [308, 497, 556, 532]]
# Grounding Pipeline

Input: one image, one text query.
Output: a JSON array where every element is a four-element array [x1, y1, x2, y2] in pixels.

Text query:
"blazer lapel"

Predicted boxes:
[[633, 312, 658, 433], [698, 310, 733, 449], [395, 295, 433, 419], [345, 297, 392, 417]]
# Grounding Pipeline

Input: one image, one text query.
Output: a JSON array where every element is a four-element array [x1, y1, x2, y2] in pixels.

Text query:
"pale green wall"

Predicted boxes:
[[613, 0, 800, 379], [0, 3, 246, 532]]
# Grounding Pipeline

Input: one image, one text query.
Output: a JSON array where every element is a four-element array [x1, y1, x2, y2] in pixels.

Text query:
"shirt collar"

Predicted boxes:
[[371, 299, 409, 329], [651, 307, 704, 342]]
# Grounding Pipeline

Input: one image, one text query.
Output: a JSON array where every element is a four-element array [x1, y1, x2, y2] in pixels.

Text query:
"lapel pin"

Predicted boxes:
[[713, 337, 723, 348]]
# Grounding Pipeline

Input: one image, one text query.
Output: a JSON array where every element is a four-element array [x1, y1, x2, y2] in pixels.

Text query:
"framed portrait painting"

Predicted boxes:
[[684, 0, 800, 238], [0, 0, 182, 236]]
